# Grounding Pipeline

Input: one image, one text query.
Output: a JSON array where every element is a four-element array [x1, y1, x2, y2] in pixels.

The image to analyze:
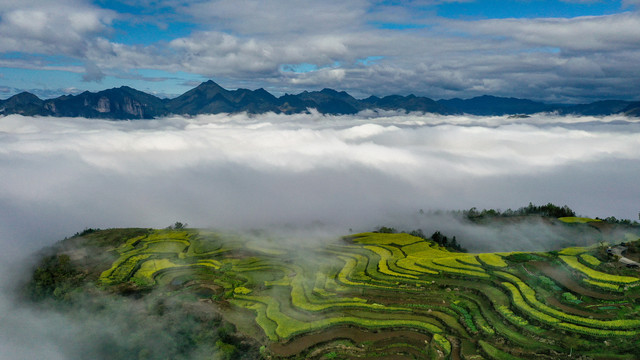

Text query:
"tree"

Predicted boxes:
[[377, 226, 396, 233], [168, 221, 188, 230]]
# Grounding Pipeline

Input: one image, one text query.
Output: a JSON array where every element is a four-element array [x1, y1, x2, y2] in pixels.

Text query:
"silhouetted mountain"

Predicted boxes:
[[166, 80, 283, 114], [166, 80, 232, 114], [622, 101, 640, 117], [296, 89, 361, 114], [0, 92, 51, 116], [277, 94, 316, 114], [43, 86, 167, 119], [1, 81, 639, 119], [558, 100, 633, 116], [363, 94, 449, 114], [232, 88, 281, 114], [438, 95, 553, 115]]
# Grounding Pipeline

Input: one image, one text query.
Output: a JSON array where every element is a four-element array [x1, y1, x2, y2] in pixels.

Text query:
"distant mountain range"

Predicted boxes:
[[1, 80, 639, 119]]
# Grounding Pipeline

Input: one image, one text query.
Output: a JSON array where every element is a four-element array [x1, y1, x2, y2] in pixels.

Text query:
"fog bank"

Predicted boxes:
[[1, 112, 639, 253]]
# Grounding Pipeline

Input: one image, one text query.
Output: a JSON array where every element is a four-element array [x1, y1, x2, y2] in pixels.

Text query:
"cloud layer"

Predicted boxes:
[[1, 112, 639, 251]]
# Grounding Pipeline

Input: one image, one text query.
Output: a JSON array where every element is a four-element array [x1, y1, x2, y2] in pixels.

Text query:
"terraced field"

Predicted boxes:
[[93, 229, 640, 359]]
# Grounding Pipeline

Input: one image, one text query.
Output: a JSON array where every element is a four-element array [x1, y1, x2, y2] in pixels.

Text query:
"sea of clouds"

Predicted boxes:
[[1, 111, 640, 359], [1, 111, 639, 256]]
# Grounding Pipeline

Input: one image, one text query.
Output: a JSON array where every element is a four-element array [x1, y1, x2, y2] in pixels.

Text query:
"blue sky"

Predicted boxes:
[[1, 0, 640, 102]]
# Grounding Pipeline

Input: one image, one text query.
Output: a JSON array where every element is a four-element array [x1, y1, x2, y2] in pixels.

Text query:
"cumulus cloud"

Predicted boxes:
[[2, 0, 640, 102], [0, 0, 114, 56], [179, 0, 369, 36], [464, 13, 640, 53], [81, 61, 105, 82]]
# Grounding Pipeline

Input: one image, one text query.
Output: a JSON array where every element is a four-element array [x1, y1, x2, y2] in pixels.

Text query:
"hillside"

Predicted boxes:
[[25, 217, 640, 359]]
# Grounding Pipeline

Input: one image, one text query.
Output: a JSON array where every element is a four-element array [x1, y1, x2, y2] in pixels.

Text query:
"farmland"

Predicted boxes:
[[27, 224, 640, 359]]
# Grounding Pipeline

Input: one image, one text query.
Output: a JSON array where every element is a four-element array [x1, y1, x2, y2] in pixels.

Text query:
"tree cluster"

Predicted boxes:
[[27, 254, 85, 302], [595, 216, 640, 227], [374, 227, 467, 252], [462, 202, 575, 221]]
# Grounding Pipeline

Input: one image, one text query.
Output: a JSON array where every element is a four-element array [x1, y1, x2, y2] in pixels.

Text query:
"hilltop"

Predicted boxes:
[[23, 212, 640, 360], [2, 81, 640, 119]]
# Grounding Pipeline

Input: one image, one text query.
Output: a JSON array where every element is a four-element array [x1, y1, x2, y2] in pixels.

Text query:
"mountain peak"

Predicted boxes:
[[200, 80, 223, 88], [10, 92, 42, 103], [320, 88, 338, 94]]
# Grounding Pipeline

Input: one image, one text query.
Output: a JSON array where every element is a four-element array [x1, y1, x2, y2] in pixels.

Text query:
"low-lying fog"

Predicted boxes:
[[1, 111, 640, 359]]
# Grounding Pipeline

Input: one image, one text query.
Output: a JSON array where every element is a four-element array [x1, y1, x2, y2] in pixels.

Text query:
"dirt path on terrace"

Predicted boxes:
[[545, 296, 614, 319], [269, 327, 431, 357], [450, 336, 462, 360], [530, 262, 621, 300]]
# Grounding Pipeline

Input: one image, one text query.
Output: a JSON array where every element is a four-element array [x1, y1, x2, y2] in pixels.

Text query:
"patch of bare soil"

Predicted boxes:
[[269, 327, 431, 357], [545, 296, 614, 319]]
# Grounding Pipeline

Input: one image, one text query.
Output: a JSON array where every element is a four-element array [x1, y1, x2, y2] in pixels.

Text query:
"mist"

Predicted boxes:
[[1, 111, 640, 358], [1, 112, 639, 251]]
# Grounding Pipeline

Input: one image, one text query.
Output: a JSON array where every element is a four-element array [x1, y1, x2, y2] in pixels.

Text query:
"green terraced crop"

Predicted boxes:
[[498, 272, 640, 330], [395, 257, 439, 275], [501, 282, 560, 325], [458, 256, 483, 266], [477, 253, 508, 268], [363, 245, 419, 279], [459, 300, 494, 335], [416, 258, 490, 278], [558, 247, 590, 256], [132, 258, 181, 282], [560, 255, 639, 284], [231, 299, 278, 341], [289, 267, 407, 312], [557, 322, 640, 337], [234, 286, 252, 295], [432, 257, 487, 272], [89, 229, 640, 359], [350, 232, 423, 246], [479, 341, 523, 360], [432, 334, 451, 356], [333, 254, 394, 289], [580, 254, 602, 267], [451, 301, 478, 333], [143, 240, 189, 253], [100, 253, 153, 284], [582, 278, 622, 292], [558, 217, 602, 223], [234, 294, 443, 340]]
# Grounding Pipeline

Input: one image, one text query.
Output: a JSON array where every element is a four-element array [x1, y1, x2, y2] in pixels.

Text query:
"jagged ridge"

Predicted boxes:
[[1, 80, 639, 119]]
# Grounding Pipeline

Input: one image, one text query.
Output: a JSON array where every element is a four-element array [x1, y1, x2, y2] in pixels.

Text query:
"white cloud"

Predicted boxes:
[[3, 0, 640, 103], [0, 0, 115, 56], [463, 13, 640, 53], [179, 0, 369, 36]]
